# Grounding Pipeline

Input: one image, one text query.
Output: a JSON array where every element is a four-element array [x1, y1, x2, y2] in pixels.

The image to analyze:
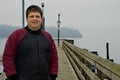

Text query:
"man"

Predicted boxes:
[[2, 5, 58, 80]]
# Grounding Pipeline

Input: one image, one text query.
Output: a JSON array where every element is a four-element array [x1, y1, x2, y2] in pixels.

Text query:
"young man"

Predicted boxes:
[[2, 5, 58, 80]]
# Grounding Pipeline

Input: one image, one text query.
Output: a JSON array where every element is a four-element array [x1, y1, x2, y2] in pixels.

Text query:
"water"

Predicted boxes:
[[0, 38, 7, 54], [0, 38, 6, 73]]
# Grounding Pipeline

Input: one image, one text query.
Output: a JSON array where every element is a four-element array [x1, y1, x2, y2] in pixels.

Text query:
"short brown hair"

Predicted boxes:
[[26, 5, 43, 18]]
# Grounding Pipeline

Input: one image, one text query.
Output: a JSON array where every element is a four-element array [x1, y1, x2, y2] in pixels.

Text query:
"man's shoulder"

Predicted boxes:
[[41, 30, 53, 40], [11, 28, 26, 35], [41, 30, 50, 35], [14, 28, 26, 33]]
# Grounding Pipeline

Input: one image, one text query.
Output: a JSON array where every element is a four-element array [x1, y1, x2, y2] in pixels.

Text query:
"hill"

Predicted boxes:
[[46, 27, 82, 38], [0, 24, 82, 38], [0, 25, 19, 38]]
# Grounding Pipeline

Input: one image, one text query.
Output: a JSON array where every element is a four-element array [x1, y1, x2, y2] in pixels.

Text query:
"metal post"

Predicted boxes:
[[106, 42, 112, 80], [58, 26, 60, 46], [41, 3, 45, 30], [106, 42, 109, 59], [22, 0, 25, 27], [57, 13, 61, 46]]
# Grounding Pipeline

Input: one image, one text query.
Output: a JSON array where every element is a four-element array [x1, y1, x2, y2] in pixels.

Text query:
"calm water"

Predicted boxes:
[[0, 38, 6, 73], [0, 38, 120, 64], [0, 38, 7, 54]]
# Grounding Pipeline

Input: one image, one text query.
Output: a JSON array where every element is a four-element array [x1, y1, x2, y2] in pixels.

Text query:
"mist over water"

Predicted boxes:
[[0, 38, 6, 54]]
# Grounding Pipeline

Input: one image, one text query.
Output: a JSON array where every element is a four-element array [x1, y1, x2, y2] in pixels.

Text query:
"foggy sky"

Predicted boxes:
[[0, 0, 120, 29], [0, 0, 120, 63]]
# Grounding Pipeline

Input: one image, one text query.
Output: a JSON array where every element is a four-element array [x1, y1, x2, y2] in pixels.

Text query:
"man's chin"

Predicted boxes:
[[32, 26, 40, 30]]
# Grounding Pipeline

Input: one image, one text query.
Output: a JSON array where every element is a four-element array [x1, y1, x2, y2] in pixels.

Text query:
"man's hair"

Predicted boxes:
[[26, 5, 43, 18]]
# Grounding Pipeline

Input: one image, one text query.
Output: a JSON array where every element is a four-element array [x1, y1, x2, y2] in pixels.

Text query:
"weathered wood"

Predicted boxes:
[[56, 45, 78, 80], [63, 42, 100, 80], [63, 46, 85, 80], [62, 40, 120, 80], [0, 73, 6, 80]]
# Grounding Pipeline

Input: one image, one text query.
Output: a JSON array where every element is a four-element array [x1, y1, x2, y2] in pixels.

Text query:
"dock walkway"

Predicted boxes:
[[57, 46, 78, 80]]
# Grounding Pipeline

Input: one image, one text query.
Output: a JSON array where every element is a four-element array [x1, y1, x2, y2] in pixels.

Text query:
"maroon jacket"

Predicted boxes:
[[2, 27, 58, 79]]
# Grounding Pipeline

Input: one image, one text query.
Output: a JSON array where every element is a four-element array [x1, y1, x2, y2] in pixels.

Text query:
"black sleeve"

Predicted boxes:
[[7, 74, 18, 80], [50, 74, 57, 80]]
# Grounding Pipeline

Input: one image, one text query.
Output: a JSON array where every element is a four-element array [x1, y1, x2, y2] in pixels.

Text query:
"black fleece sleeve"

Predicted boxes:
[[50, 74, 57, 80], [7, 74, 18, 80]]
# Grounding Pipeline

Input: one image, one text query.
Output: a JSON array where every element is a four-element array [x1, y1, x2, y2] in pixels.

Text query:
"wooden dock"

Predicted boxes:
[[57, 45, 78, 80], [0, 40, 120, 80]]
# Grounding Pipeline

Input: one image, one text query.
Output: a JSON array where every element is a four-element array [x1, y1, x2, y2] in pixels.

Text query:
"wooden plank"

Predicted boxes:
[[0, 73, 6, 80], [63, 44, 100, 80], [63, 40, 120, 80], [63, 46, 85, 80], [57, 45, 78, 80]]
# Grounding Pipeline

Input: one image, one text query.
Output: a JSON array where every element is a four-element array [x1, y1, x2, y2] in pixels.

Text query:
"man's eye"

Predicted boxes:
[[29, 16, 34, 18], [36, 16, 40, 18], [29, 16, 40, 18]]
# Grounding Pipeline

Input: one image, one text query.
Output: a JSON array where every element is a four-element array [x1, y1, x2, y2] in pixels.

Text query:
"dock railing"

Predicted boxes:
[[62, 40, 120, 80], [0, 54, 6, 80], [1, 40, 120, 80]]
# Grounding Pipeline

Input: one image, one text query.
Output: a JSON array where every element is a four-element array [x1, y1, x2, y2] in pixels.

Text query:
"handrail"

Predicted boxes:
[[0, 73, 6, 80], [0, 55, 6, 80], [62, 40, 120, 80]]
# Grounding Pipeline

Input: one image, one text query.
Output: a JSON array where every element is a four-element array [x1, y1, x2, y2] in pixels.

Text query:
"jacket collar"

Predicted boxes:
[[25, 25, 42, 34]]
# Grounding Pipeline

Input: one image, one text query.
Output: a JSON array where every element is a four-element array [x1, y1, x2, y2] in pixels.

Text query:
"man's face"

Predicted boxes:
[[26, 11, 42, 31]]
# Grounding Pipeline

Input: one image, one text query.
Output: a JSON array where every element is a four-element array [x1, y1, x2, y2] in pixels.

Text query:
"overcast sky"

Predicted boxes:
[[0, 0, 120, 63], [0, 0, 120, 29]]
